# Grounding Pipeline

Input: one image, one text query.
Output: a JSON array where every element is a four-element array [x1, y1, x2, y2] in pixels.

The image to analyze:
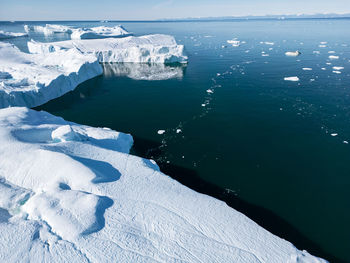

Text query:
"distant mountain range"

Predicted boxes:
[[160, 13, 350, 21]]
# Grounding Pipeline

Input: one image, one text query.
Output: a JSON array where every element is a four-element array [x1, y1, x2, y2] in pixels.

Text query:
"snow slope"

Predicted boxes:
[[28, 34, 188, 63], [71, 25, 132, 39], [0, 42, 102, 108], [0, 30, 27, 39], [0, 107, 327, 263]]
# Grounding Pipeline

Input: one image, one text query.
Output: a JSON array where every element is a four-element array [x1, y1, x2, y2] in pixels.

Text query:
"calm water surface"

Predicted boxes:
[[1, 19, 350, 261]]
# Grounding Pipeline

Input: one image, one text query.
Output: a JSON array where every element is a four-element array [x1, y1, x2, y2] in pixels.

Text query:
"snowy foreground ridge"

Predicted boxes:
[[28, 34, 188, 63], [0, 107, 327, 263], [0, 42, 102, 108]]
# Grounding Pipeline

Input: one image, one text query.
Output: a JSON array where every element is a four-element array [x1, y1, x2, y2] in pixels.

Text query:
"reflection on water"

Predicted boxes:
[[101, 63, 186, 81]]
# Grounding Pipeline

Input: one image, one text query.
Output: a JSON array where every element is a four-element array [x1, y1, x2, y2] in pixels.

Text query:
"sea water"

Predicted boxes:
[[1, 19, 350, 262]]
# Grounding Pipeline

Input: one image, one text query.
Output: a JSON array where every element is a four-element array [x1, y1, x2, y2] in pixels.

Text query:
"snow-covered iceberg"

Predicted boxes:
[[28, 34, 188, 63], [71, 25, 132, 39], [102, 63, 185, 80], [0, 107, 327, 263], [0, 42, 102, 108], [24, 24, 74, 35], [0, 30, 27, 40]]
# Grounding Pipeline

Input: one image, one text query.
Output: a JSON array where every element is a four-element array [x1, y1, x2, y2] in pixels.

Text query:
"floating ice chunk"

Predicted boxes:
[[321, 68, 326, 70], [0, 42, 102, 108], [332, 66, 344, 71], [302, 68, 312, 71], [28, 34, 188, 64], [284, 76, 299, 81], [157, 130, 165, 135], [227, 39, 240, 47], [328, 51, 336, 54], [313, 51, 320, 54], [319, 45, 327, 48], [329, 55, 339, 60], [262, 53, 269, 57], [320, 41, 327, 44], [263, 42, 274, 45], [333, 71, 341, 74], [24, 24, 73, 35], [331, 133, 338, 136], [285, 51, 301, 56], [71, 25, 132, 39], [206, 89, 214, 94], [343, 141, 349, 144], [0, 30, 27, 39], [176, 129, 182, 134]]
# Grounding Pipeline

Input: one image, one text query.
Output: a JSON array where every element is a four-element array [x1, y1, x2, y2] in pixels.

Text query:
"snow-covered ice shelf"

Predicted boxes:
[[0, 107, 327, 263], [28, 34, 188, 63], [0, 42, 102, 108]]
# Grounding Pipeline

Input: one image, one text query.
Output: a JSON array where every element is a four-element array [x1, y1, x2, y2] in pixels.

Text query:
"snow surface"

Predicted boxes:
[[24, 24, 74, 35], [0, 42, 102, 108], [71, 25, 132, 39], [0, 107, 327, 263], [28, 34, 188, 63], [0, 30, 27, 39]]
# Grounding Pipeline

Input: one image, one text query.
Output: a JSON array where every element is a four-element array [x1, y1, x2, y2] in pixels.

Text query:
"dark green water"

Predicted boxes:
[[18, 19, 349, 261]]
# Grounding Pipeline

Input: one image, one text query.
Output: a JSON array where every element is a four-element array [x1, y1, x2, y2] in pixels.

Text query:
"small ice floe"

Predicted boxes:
[[285, 51, 301, 56], [221, 45, 227, 48], [157, 130, 165, 135], [262, 53, 269, 57], [329, 55, 339, 60], [343, 141, 349, 144], [216, 73, 221, 76], [326, 62, 332, 65], [328, 51, 336, 54], [201, 103, 206, 107], [245, 50, 250, 53], [333, 71, 341, 74], [321, 68, 326, 70], [331, 133, 338, 137], [333, 66, 344, 70], [320, 41, 327, 44], [319, 45, 327, 48], [227, 39, 240, 47], [264, 42, 274, 45], [176, 129, 182, 134], [302, 68, 312, 71], [284, 76, 299, 82], [206, 89, 214, 94], [313, 51, 320, 54]]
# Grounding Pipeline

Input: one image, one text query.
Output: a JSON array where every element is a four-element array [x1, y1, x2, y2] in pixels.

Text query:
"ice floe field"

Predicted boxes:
[[0, 19, 350, 262]]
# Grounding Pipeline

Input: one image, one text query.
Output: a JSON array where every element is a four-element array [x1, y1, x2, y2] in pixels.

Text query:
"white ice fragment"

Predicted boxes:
[[206, 89, 214, 94], [319, 45, 327, 48], [313, 51, 320, 54], [284, 77, 299, 82], [343, 141, 349, 144], [285, 51, 301, 56], [329, 55, 339, 60], [176, 129, 182, 134], [227, 39, 240, 47], [157, 130, 165, 135], [332, 71, 341, 74], [328, 51, 336, 54], [331, 133, 338, 137], [332, 66, 344, 70], [302, 68, 312, 71]]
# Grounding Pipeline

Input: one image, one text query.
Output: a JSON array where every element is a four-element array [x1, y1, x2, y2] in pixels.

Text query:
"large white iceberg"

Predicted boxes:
[[0, 42, 102, 108], [28, 34, 188, 63], [0, 30, 27, 39], [24, 24, 74, 35], [0, 107, 327, 263], [71, 25, 132, 39]]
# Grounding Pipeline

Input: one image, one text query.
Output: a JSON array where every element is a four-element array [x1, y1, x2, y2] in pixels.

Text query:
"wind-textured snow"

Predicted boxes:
[[71, 25, 132, 39], [0, 107, 327, 263], [28, 34, 188, 63], [0, 42, 102, 108], [0, 30, 27, 39]]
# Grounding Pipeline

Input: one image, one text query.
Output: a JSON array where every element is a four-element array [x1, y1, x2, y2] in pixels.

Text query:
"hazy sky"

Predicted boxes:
[[0, 0, 349, 21]]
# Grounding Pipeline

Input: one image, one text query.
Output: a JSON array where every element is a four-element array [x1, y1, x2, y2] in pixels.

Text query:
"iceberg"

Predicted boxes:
[[101, 63, 185, 80], [0, 42, 102, 108], [28, 34, 188, 63], [0, 107, 327, 263], [71, 25, 132, 39], [24, 24, 74, 35], [0, 30, 27, 39]]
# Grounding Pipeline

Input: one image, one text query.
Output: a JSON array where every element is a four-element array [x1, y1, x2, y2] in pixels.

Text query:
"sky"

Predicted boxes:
[[0, 0, 349, 21]]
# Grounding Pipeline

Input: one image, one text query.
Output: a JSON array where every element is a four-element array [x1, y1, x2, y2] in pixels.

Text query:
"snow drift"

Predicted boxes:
[[0, 42, 102, 108], [28, 34, 188, 63], [0, 107, 327, 263]]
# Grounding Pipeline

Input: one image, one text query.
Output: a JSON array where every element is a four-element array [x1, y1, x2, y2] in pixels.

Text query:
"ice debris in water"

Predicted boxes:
[[227, 39, 241, 47], [329, 55, 339, 60], [302, 68, 312, 71], [333, 66, 344, 70], [157, 130, 165, 135], [284, 77, 300, 82], [285, 51, 301, 56]]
